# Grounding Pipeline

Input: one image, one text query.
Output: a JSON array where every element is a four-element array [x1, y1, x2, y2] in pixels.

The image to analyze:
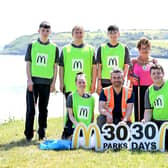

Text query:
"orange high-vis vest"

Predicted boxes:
[[104, 86, 132, 120]]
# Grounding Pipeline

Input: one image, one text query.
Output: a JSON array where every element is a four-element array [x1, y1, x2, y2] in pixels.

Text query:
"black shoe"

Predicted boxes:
[[26, 137, 32, 142]]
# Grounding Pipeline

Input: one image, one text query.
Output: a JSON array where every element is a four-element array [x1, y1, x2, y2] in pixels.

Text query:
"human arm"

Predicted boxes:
[[90, 64, 97, 93], [50, 47, 59, 92], [25, 44, 33, 92], [142, 88, 153, 123], [50, 63, 57, 92], [26, 61, 33, 92], [68, 107, 78, 127], [96, 47, 102, 94], [90, 50, 97, 93], [59, 51, 64, 92]]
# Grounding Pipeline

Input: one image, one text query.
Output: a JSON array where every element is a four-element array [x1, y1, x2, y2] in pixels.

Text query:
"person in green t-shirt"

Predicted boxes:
[[96, 25, 131, 94], [59, 25, 97, 139], [24, 21, 59, 141], [62, 72, 95, 139], [143, 64, 168, 149]]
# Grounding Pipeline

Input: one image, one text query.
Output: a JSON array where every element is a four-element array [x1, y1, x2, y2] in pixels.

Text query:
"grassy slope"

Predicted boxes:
[[1, 118, 168, 168]]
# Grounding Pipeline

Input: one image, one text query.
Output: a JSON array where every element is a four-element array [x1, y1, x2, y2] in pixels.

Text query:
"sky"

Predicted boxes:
[[0, 0, 168, 45]]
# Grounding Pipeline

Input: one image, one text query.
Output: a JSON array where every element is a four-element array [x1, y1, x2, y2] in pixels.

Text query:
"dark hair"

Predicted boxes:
[[150, 64, 164, 74], [137, 37, 151, 49], [75, 72, 85, 82], [107, 25, 119, 32], [110, 68, 123, 75], [39, 21, 51, 29]]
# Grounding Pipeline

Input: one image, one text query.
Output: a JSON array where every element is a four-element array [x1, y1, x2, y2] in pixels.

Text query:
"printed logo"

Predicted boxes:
[[72, 59, 83, 71], [36, 53, 48, 66], [107, 56, 118, 68], [78, 106, 89, 119], [154, 95, 164, 108]]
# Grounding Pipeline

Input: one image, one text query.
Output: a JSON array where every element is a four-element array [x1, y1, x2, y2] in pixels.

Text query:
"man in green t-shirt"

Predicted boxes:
[[59, 25, 97, 138], [24, 21, 59, 141], [96, 25, 131, 94], [143, 64, 168, 149]]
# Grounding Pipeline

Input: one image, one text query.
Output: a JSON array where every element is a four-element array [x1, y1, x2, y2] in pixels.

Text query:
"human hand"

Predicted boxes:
[[27, 79, 33, 92]]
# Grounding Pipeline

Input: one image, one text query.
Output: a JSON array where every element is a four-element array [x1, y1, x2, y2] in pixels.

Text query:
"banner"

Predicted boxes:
[[72, 122, 168, 152]]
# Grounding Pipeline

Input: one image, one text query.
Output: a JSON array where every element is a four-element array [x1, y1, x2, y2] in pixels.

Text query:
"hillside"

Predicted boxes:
[[1, 29, 168, 57]]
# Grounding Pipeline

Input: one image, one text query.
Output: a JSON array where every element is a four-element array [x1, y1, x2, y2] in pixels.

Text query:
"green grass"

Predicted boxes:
[[1, 118, 168, 168]]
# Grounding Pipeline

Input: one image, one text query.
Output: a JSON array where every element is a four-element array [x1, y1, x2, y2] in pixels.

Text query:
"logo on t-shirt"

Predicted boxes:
[[107, 56, 118, 68], [78, 106, 89, 119], [154, 95, 164, 108], [36, 53, 48, 66], [72, 59, 83, 71]]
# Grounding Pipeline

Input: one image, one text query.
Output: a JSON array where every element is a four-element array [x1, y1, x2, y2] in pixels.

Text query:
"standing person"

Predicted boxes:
[[96, 25, 131, 94], [97, 68, 134, 131], [142, 64, 168, 149], [59, 25, 97, 138], [24, 21, 59, 141], [65, 72, 95, 139], [131, 37, 157, 121]]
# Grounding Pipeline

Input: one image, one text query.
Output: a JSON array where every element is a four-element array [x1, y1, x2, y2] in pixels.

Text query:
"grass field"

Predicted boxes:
[[1, 118, 168, 168]]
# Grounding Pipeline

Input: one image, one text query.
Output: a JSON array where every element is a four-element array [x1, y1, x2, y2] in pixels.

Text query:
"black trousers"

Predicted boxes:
[[24, 84, 50, 139], [61, 92, 74, 139], [133, 85, 149, 121]]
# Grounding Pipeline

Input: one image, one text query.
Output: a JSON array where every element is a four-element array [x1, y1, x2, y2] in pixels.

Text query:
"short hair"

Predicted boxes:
[[107, 25, 119, 32], [39, 21, 51, 29], [137, 37, 151, 49], [72, 25, 84, 34], [110, 68, 123, 76], [75, 72, 86, 82], [150, 64, 164, 74]]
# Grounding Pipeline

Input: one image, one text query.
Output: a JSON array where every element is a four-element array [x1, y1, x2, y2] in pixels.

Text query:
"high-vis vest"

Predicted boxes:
[[31, 40, 56, 79], [149, 81, 168, 120], [63, 44, 94, 92], [72, 92, 95, 127], [101, 43, 125, 79], [104, 86, 132, 120]]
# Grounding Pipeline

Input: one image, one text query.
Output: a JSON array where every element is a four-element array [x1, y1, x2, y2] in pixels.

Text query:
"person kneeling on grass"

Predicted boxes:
[[97, 68, 134, 131], [62, 72, 95, 139]]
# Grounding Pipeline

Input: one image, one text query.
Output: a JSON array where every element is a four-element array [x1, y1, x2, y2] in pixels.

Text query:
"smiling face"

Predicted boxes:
[[72, 26, 84, 43], [110, 71, 124, 88], [150, 68, 164, 85], [76, 74, 86, 92], [138, 44, 151, 58], [107, 30, 120, 43]]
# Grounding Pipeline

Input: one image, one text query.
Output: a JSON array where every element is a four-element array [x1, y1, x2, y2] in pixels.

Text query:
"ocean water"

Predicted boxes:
[[0, 55, 167, 123]]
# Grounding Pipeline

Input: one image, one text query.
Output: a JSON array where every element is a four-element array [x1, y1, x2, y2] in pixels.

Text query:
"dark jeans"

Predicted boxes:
[[61, 92, 73, 139], [24, 84, 50, 139]]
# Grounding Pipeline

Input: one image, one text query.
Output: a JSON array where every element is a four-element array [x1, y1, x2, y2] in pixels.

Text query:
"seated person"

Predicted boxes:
[[97, 68, 134, 131], [63, 72, 95, 139]]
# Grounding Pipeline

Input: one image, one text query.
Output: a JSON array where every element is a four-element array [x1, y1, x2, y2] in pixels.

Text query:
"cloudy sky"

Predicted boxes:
[[0, 0, 168, 45]]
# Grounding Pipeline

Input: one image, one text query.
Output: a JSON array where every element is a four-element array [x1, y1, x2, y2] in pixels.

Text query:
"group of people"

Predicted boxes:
[[24, 21, 167, 142]]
